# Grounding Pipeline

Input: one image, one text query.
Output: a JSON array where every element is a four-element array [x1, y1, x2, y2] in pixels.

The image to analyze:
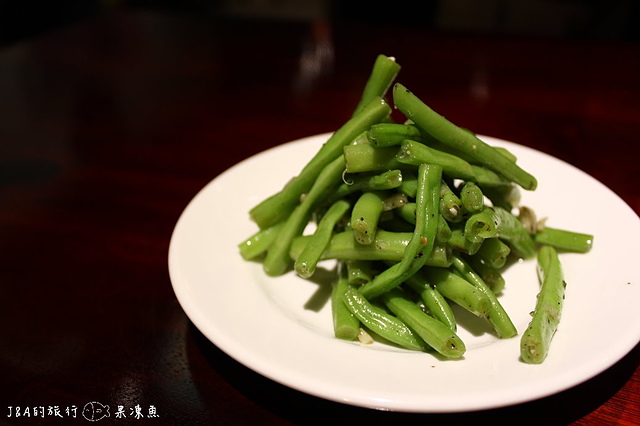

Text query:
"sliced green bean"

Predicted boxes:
[[250, 96, 391, 228], [476, 237, 511, 269], [469, 165, 511, 187], [351, 191, 385, 245], [359, 164, 443, 299], [343, 143, 404, 173], [451, 255, 517, 338], [353, 55, 401, 116], [464, 207, 501, 244], [481, 183, 521, 211], [342, 286, 428, 351], [368, 123, 423, 147], [440, 180, 463, 223], [381, 288, 465, 358], [330, 169, 403, 204], [346, 260, 375, 286], [448, 223, 483, 255], [521, 245, 566, 364], [398, 171, 417, 198], [494, 206, 536, 259], [331, 264, 361, 340], [392, 83, 537, 190], [534, 227, 594, 253], [405, 275, 457, 331], [238, 222, 284, 260], [464, 255, 506, 294], [396, 140, 476, 181], [422, 267, 490, 318], [294, 199, 350, 278], [290, 230, 450, 267], [459, 181, 484, 213], [397, 203, 451, 242], [263, 155, 345, 276]]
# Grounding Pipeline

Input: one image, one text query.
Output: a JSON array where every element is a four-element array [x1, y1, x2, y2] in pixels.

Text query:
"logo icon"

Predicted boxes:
[[82, 402, 110, 422]]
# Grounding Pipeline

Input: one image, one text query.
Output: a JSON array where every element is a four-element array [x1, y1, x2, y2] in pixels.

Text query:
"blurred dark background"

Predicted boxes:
[[1, 0, 639, 46]]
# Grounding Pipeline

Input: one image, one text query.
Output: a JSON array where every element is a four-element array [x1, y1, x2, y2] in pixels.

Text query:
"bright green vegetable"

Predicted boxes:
[[464, 207, 501, 244], [494, 206, 536, 259], [521, 245, 566, 363], [359, 164, 442, 299], [351, 192, 385, 245], [353, 54, 401, 116], [380, 288, 466, 358], [238, 222, 284, 260], [392, 83, 537, 190], [342, 286, 428, 351], [405, 274, 457, 331], [263, 155, 345, 276], [476, 237, 511, 269], [241, 54, 593, 363], [343, 143, 404, 173], [422, 267, 490, 318], [451, 255, 517, 338], [396, 139, 476, 181], [250, 96, 391, 229], [534, 227, 594, 253], [368, 123, 424, 147], [290, 229, 451, 267], [294, 199, 350, 278], [331, 264, 361, 340], [459, 181, 484, 214]]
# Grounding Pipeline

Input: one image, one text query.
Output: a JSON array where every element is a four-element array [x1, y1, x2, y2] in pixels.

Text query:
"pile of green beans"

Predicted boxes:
[[239, 55, 594, 362]]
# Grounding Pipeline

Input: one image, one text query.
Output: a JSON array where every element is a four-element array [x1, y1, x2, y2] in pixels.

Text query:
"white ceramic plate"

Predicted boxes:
[[168, 133, 640, 413]]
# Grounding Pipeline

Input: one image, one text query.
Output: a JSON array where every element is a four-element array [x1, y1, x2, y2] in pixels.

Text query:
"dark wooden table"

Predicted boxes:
[[1, 10, 638, 425]]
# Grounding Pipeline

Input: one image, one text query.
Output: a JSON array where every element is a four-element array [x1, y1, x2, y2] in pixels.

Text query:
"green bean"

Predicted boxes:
[[263, 155, 345, 276], [343, 143, 404, 173], [534, 227, 594, 253], [464, 255, 506, 294], [481, 183, 521, 211], [459, 181, 484, 214], [351, 191, 385, 245], [405, 275, 457, 331], [396, 140, 476, 181], [359, 164, 443, 299], [464, 207, 501, 244], [521, 245, 566, 364], [392, 83, 537, 190], [380, 288, 465, 358], [399, 171, 418, 198], [342, 286, 428, 351], [346, 260, 375, 285], [493, 206, 536, 259], [440, 180, 463, 223], [469, 165, 512, 187], [422, 267, 490, 318], [476, 237, 511, 269], [250, 96, 391, 229], [290, 229, 451, 267], [353, 55, 401, 116], [294, 199, 350, 278], [331, 264, 361, 340], [397, 203, 451, 242], [238, 222, 284, 260], [329, 169, 403, 204], [368, 123, 423, 147], [291, 229, 408, 262], [451, 255, 517, 338], [447, 223, 483, 255], [381, 192, 409, 211]]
